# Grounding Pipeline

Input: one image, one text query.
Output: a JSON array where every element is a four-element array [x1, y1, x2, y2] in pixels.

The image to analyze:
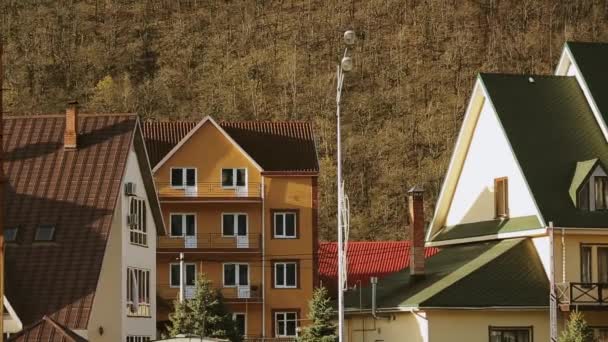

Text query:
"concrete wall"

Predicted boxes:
[[445, 99, 539, 226]]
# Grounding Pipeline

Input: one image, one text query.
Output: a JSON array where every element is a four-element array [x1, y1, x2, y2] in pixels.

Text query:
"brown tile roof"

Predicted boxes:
[[9, 316, 88, 342], [142, 119, 319, 172], [3, 114, 136, 333]]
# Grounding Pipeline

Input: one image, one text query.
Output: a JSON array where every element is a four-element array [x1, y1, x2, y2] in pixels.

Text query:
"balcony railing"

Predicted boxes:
[[158, 233, 261, 250], [158, 283, 262, 301], [156, 182, 262, 199], [556, 282, 608, 306]]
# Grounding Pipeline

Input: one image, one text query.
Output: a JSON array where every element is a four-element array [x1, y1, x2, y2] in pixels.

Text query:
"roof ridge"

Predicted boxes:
[[407, 238, 524, 306], [5, 113, 136, 119]]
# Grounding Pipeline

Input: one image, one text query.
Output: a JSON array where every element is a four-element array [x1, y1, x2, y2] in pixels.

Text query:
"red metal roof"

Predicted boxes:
[[318, 241, 439, 293], [142, 119, 319, 172], [3, 114, 137, 335]]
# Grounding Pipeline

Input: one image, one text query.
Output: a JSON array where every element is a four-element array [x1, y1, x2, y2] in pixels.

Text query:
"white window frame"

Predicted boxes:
[[221, 168, 248, 188], [169, 262, 197, 288], [222, 263, 250, 288], [233, 312, 247, 337], [274, 262, 298, 288], [126, 336, 151, 342], [221, 213, 248, 237], [170, 167, 197, 189], [169, 213, 197, 238], [126, 267, 151, 317], [273, 212, 297, 239], [275, 311, 298, 337], [129, 197, 147, 247]]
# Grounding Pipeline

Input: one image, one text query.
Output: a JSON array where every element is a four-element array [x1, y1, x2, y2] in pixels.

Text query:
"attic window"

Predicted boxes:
[[35, 224, 55, 241], [578, 182, 590, 210], [4, 227, 18, 242], [595, 176, 608, 210], [494, 177, 509, 218]]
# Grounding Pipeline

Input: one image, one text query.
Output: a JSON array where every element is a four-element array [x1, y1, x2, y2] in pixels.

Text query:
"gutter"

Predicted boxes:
[[345, 306, 549, 315]]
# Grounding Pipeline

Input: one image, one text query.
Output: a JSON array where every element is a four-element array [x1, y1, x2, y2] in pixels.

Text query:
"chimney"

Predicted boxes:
[[408, 185, 425, 277], [64, 101, 78, 149]]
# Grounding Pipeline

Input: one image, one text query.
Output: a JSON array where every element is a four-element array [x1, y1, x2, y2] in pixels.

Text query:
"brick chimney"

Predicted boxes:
[[408, 185, 425, 277], [64, 101, 78, 149]]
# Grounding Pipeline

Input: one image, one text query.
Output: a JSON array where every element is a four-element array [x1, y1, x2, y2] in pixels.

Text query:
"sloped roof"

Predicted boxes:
[[566, 42, 608, 128], [318, 241, 439, 295], [3, 114, 140, 332], [9, 316, 88, 342], [432, 215, 542, 242], [142, 119, 319, 172], [344, 238, 548, 310], [481, 74, 608, 227]]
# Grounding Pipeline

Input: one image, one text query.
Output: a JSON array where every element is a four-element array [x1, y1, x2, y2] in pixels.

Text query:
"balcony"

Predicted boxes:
[[156, 182, 263, 201], [158, 283, 262, 303], [556, 282, 608, 309], [157, 233, 262, 251]]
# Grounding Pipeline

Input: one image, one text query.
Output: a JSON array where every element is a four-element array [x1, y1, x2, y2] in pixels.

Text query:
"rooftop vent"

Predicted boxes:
[[528, 77, 535, 83]]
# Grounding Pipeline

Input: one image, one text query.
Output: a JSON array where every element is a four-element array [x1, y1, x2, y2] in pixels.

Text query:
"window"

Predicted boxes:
[[581, 245, 592, 283], [599, 247, 608, 283], [222, 168, 246, 188], [489, 326, 531, 342], [4, 227, 18, 243], [275, 312, 298, 337], [578, 182, 590, 210], [171, 168, 196, 188], [494, 177, 509, 218], [592, 327, 608, 342], [170, 263, 196, 287], [126, 267, 150, 317], [170, 214, 196, 237], [126, 336, 151, 342], [129, 198, 147, 246], [596, 176, 608, 210], [223, 263, 249, 287], [273, 212, 297, 238], [233, 313, 246, 337], [222, 213, 247, 236], [274, 262, 297, 288], [34, 224, 55, 241]]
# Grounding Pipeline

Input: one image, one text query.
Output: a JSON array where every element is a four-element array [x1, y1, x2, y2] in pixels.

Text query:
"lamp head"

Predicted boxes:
[[341, 56, 353, 72], [344, 30, 356, 46]]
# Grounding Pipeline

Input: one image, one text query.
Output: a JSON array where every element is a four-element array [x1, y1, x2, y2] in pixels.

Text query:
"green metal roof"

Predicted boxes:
[[432, 215, 542, 242], [344, 238, 548, 310], [567, 42, 608, 127], [481, 74, 608, 228]]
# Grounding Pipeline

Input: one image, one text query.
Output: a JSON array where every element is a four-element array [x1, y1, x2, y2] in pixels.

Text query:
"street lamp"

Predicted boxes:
[[336, 29, 355, 342]]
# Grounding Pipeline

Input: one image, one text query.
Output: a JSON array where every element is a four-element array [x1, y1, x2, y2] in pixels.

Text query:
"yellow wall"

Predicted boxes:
[[346, 310, 549, 342], [155, 119, 316, 338], [553, 232, 608, 284]]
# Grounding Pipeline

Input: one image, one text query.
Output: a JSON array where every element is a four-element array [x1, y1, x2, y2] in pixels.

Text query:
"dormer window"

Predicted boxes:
[[578, 182, 590, 210], [595, 176, 608, 210], [35, 224, 55, 241], [4, 227, 18, 242], [494, 177, 509, 218]]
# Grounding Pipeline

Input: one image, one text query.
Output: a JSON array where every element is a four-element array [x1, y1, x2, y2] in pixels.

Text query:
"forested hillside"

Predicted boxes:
[[2, 0, 608, 240]]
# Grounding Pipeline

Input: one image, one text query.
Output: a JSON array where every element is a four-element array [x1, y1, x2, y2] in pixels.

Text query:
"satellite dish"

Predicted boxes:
[[341, 57, 353, 72], [344, 30, 356, 46]]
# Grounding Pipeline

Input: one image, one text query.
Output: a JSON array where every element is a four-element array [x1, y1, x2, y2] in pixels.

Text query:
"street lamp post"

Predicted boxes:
[[336, 30, 355, 342]]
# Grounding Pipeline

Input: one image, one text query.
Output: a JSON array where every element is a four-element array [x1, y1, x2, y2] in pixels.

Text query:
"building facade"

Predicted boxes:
[[3, 105, 165, 341], [143, 117, 319, 339], [343, 42, 608, 342]]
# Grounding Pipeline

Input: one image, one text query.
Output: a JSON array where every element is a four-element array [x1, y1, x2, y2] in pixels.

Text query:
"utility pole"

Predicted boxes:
[[336, 30, 355, 342]]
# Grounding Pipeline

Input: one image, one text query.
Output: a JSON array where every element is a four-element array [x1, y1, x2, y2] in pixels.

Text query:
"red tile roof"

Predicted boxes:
[[3, 114, 137, 334], [318, 241, 439, 293], [142, 119, 319, 172]]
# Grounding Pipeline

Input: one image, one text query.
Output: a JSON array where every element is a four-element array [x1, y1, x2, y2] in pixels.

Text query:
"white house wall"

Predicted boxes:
[[121, 146, 158, 340], [345, 312, 427, 342], [445, 99, 539, 226]]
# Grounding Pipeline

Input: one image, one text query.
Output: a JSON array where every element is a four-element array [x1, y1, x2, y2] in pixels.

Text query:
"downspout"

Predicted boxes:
[[261, 179, 266, 337], [370, 277, 390, 321]]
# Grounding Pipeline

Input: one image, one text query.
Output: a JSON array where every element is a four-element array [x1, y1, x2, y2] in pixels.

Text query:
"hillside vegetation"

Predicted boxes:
[[2, 0, 608, 240]]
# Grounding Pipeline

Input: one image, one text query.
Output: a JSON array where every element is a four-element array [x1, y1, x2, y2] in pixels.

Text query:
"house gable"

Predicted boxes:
[[429, 78, 543, 243], [153, 117, 263, 191]]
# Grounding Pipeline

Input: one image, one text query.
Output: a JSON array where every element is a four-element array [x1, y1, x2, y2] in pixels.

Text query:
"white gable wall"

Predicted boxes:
[[445, 99, 539, 226]]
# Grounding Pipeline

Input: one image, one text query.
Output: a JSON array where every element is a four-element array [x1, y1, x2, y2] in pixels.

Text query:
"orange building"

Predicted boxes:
[[142, 117, 319, 340]]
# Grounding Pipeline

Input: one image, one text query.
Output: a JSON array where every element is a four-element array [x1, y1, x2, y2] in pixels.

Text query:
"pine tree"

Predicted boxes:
[[168, 274, 242, 342], [298, 286, 338, 342], [559, 311, 594, 342]]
